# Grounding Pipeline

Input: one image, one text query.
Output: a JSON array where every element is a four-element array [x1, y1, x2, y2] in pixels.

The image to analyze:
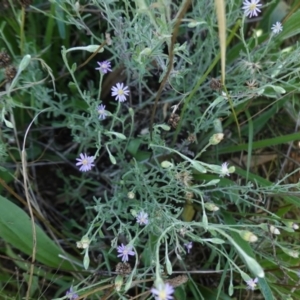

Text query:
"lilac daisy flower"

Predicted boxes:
[[246, 277, 258, 290], [271, 22, 283, 34], [76, 153, 95, 172], [136, 211, 149, 225], [111, 82, 130, 102], [117, 243, 135, 262], [66, 287, 79, 300], [95, 61, 112, 74], [184, 242, 193, 254], [242, 0, 262, 18], [151, 282, 174, 300], [220, 162, 230, 178], [97, 104, 107, 120]]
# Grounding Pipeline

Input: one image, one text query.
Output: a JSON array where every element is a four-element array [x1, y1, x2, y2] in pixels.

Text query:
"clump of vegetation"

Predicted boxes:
[[1, 0, 300, 299]]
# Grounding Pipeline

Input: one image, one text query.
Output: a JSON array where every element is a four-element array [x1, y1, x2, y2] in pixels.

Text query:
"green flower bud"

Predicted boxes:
[[228, 166, 235, 173], [19, 54, 31, 72], [77, 236, 90, 249], [115, 275, 124, 292], [204, 203, 219, 211], [239, 230, 258, 243], [161, 161, 174, 168], [127, 191, 135, 199]]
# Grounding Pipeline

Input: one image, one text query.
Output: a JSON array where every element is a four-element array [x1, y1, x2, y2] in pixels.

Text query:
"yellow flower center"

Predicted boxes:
[[158, 290, 167, 300]]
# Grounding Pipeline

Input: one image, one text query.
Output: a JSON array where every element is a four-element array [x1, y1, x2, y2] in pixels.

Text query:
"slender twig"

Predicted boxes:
[[149, 0, 191, 139]]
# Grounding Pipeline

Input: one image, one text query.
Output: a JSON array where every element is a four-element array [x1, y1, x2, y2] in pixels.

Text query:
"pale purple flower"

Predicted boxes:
[[246, 277, 258, 290], [151, 282, 174, 300], [95, 60, 112, 74], [111, 82, 129, 102], [76, 153, 95, 172], [242, 0, 262, 18], [271, 22, 283, 34], [66, 287, 79, 300], [117, 243, 135, 262], [97, 104, 107, 120], [184, 242, 193, 254], [136, 211, 149, 225], [220, 162, 230, 177]]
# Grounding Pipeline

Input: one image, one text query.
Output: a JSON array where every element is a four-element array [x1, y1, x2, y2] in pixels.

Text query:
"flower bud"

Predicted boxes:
[[74, 1, 80, 13], [140, 47, 152, 56], [127, 191, 135, 199], [281, 246, 299, 258], [228, 166, 235, 173], [76, 236, 90, 249], [128, 107, 134, 116], [130, 209, 137, 217], [209, 133, 224, 145], [19, 54, 31, 72], [288, 250, 299, 258], [161, 161, 174, 168], [239, 230, 258, 243], [285, 221, 299, 230], [115, 275, 124, 292], [269, 225, 280, 235], [204, 203, 219, 212]]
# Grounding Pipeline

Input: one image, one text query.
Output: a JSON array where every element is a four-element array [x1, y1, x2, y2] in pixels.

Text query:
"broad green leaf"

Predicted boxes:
[[0, 195, 77, 270], [54, 1, 66, 39], [277, 10, 300, 40], [218, 132, 300, 154], [175, 286, 186, 300], [127, 138, 142, 156], [258, 277, 275, 300]]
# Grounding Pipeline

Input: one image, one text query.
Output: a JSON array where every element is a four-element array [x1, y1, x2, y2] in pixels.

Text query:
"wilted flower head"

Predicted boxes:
[[271, 22, 283, 34], [184, 242, 193, 254], [111, 82, 130, 102], [97, 104, 107, 120], [151, 282, 174, 300], [66, 286, 79, 300], [76, 153, 95, 172], [242, 0, 262, 18], [117, 243, 135, 262], [95, 60, 112, 74], [246, 277, 258, 290], [136, 211, 149, 225], [220, 162, 230, 177], [0, 51, 11, 68]]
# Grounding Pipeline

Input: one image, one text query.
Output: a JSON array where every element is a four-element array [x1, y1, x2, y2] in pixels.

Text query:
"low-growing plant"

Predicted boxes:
[[1, 0, 300, 299]]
